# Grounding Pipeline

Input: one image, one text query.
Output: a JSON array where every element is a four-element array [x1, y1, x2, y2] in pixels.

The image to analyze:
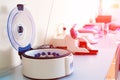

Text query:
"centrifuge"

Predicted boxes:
[[7, 4, 73, 79]]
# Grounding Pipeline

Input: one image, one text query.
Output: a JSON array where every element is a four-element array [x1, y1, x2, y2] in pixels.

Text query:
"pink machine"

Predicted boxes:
[[51, 24, 98, 55], [67, 24, 98, 55]]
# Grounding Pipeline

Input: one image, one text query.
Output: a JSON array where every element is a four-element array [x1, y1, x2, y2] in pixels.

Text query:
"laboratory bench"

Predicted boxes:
[[0, 34, 120, 80]]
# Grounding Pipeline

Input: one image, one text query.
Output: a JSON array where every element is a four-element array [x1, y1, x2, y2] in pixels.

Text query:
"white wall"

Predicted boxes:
[[0, 0, 22, 71], [0, 0, 54, 71], [0, 0, 99, 47], [0, 0, 99, 70], [47, 0, 99, 43]]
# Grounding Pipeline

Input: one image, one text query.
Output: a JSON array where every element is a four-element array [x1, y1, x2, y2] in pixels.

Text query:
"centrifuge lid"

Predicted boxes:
[[7, 4, 35, 52]]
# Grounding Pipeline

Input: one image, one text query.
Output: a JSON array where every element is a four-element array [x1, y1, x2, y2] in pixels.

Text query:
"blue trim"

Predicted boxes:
[[7, 8, 19, 50], [18, 44, 31, 53]]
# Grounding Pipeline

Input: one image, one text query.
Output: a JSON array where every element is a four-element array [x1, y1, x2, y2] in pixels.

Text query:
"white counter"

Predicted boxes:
[[0, 35, 119, 80]]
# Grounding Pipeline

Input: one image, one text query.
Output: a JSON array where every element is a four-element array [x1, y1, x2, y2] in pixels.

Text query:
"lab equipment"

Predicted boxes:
[[7, 4, 73, 80]]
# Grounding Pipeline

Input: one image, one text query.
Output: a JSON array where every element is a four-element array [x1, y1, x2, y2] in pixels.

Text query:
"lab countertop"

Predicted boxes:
[[0, 34, 119, 80]]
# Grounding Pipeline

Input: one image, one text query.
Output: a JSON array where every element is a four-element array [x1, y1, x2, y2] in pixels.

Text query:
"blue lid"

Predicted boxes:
[[7, 4, 35, 52]]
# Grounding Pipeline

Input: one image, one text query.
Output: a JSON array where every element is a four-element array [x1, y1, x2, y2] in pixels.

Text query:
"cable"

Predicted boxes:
[[44, 0, 55, 44]]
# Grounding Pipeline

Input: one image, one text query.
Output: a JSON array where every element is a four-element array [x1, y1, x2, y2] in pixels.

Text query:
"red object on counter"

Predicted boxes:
[[95, 15, 111, 23]]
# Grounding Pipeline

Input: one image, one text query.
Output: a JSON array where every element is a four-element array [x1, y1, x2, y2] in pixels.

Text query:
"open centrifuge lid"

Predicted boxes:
[[7, 4, 35, 52]]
